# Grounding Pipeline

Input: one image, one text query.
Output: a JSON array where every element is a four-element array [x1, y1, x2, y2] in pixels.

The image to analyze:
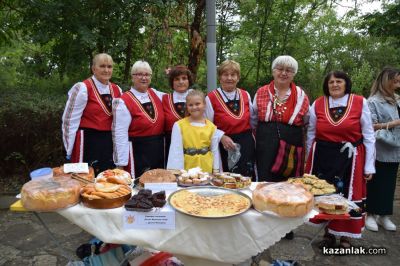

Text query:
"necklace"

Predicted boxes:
[[220, 89, 240, 114]]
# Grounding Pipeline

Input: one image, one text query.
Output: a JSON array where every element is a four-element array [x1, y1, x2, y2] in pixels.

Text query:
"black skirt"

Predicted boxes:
[[80, 128, 115, 175], [164, 132, 172, 161], [366, 160, 399, 215], [255, 122, 303, 182], [219, 130, 255, 180], [129, 134, 165, 178]]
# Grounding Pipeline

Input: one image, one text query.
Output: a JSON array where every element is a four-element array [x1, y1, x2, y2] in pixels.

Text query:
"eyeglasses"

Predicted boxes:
[[274, 67, 295, 75], [132, 73, 152, 78]]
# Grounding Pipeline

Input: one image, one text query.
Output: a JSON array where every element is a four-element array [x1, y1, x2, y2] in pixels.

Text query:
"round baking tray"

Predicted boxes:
[[168, 186, 252, 219], [81, 193, 131, 209]]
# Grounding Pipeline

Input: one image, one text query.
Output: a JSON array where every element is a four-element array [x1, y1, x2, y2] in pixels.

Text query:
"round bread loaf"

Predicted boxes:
[[252, 182, 314, 217], [139, 169, 176, 186], [21, 176, 81, 211]]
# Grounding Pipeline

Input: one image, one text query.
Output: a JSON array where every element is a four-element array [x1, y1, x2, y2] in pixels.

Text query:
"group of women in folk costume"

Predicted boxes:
[[62, 53, 398, 248]]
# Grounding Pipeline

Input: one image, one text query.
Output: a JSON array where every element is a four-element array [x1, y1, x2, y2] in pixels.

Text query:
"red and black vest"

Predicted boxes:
[[121, 88, 165, 137], [207, 89, 251, 134], [80, 78, 121, 131]]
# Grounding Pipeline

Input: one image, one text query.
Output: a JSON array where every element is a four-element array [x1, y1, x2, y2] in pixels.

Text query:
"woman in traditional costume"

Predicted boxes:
[[305, 71, 375, 248], [112, 60, 165, 178], [205, 60, 256, 178], [253, 55, 309, 182], [62, 53, 122, 174], [162, 65, 193, 159], [365, 67, 400, 232]]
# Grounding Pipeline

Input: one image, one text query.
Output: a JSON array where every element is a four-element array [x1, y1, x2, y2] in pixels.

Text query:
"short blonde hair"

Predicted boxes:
[[272, 55, 298, 74], [92, 53, 113, 66], [186, 89, 205, 103], [131, 60, 152, 75], [218, 60, 240, 78]]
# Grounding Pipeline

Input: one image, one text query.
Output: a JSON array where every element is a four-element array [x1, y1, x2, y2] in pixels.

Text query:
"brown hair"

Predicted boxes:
[[168, 65, 193, 89], [217, 60, 241, 78], [370, 67, 400, 104]]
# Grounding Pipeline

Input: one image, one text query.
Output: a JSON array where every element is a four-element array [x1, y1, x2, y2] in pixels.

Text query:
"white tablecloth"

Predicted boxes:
[[58, 183, 317, 264]]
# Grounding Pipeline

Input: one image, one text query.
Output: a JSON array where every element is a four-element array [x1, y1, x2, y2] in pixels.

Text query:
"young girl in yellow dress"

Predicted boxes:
[[167, 90, 221, 173]]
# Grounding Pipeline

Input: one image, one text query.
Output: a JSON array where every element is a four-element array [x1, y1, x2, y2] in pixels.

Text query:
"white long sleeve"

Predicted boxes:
[[360, 98, 376, 174], [112, 98, 131, 166], [211, 129, 221, 171], [204, 96, 215, 122], [62, 82, 88, 156], [306, 102, 317, 156], [167, 123, 185, 170], [167, 121, 221, 172]]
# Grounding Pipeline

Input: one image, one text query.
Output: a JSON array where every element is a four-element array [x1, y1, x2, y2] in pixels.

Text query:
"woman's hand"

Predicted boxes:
[[364, 174, 373, 181], [221, 135, 236, 150]]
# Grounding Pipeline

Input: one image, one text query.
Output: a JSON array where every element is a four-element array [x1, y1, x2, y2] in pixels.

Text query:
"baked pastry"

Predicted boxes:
[[252, 182, 314, 217], [169, 189, 251, 217], [176, 169, 210, 186], [287, 174, 336, 195], [211, 172, 251, 189], [315, 195, 348, 215], [21, 176, 81, 211], [52, 165, 95, 185], [80, 182, 131, 209], [96, 169, 132, 185], [139, 169, 177, 187]]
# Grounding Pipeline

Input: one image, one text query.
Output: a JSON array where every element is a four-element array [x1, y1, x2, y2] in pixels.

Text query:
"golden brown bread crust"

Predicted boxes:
[[21, 176, 81, 211], [52, 166, 95, 185], [252, 182, 314, 217], [139, 169, 176, 185]]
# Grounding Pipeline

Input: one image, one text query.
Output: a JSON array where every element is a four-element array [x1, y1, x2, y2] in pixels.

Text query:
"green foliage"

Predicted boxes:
[[0, 90, 66, 177]]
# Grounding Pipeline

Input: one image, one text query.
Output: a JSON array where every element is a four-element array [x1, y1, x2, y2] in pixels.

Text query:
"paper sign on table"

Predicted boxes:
[[123, 204, 175, 230], [63, 163, 89, 173], [144, 182, 177, 193]]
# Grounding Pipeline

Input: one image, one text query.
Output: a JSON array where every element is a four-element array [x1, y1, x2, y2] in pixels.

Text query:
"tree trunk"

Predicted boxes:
[[256, 1, 274, 86], [188, 0, 206, 83]]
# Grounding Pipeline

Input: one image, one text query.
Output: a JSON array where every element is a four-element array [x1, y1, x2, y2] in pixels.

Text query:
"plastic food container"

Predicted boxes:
[[30, 167, 53, 180]]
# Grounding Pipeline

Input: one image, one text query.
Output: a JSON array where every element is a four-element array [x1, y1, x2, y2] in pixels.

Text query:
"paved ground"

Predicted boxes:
[[0, 177, 399, 266]]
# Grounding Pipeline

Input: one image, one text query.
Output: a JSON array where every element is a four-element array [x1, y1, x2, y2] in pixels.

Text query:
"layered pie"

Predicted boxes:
[[21, 176, 81, 211], [252, 182, 314, 217]]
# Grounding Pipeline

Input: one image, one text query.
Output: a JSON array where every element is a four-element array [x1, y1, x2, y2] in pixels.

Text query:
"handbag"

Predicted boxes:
[[375, 123, 400, 147], [270, 122, 304, 177]]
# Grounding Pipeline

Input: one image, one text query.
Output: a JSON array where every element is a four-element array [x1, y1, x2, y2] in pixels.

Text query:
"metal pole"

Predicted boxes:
[[206, 0, 217, 92]]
